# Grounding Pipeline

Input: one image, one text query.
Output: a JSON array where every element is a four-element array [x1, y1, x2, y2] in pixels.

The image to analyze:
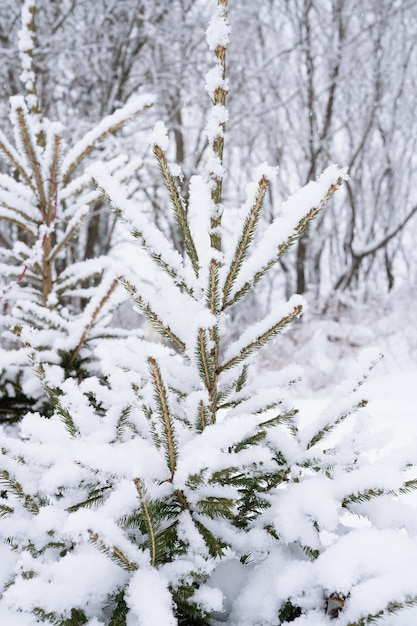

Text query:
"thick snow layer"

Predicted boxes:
[[148, 120, 169, 150], [126, 569, 176, 625], [205, 65, 229, 99], [0, 355, 416, 625], [2, 546, 121, 616], [206, 8, 231, 51]]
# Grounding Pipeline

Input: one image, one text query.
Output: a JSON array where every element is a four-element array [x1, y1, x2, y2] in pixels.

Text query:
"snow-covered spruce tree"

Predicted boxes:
[[1, 1, 417, 625], [0, 0, 154, 421]]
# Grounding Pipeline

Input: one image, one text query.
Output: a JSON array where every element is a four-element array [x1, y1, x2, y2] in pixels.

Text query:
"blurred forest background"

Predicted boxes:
[[0, 0, 416, 390]]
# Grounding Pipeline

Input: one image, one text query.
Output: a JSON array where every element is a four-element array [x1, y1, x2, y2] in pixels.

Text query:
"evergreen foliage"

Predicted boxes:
[[0, 1, 417, 625], [0, 0, 154, 422]]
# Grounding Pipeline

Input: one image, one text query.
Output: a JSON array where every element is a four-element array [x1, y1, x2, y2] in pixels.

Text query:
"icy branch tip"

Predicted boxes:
[[357, 347, 384, 370], [320, 164, 349, 184], [288, 293, 307, 314], [339, 166, 350, 181], [88, 161, 109, 185], [148, 121, 169, 151], [333, 166, 350, 185], [254, 162, 278, 182]]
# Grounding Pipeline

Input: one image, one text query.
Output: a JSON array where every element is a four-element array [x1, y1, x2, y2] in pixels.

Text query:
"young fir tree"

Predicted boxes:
[[1, 1, 417, 625], [0, 0, 154, 422]]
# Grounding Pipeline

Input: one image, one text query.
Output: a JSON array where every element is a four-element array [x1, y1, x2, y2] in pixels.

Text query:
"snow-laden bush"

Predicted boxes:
[[1, 1, 417, 625]]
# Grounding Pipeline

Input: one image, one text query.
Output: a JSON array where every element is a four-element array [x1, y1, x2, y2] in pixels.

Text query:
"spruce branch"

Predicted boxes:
[[134, 478, 157, 566], [27, 352, 79, 436], [213, 365, 251, 409], [342, 487, 384, 508], [303, 545, 320, 560], [235, 363, 249, 392], [222, 175, 270, 306], [306, 398, 368, 450], [217, 394, 249, 411], [148, 357, 177, 479], [259, 407, 298, 426], [129, 232, 193, 295], [32, 607, 88, 626], [220, 302, 303, 372], [197, 400, 209, 432], [92, 174, 193, 296], [14, 301, 64, 332], [193, 518, 228, 558], [31, 608, 61, 625], [64, 608, 89, 626], [393, 478, 417, 496], [47, 385, 80, 438], [46, 132, 61, 222], [233, 431, 267, 453], [0, 470, 39, 514], [0, 213, 36, 237], [204, 259, 222, 424], [88, 529, 138, 572], [196, 496, 235, 519], [48, 210, 88, 263], [62, 96, 154, 183], [41, 232, 53, 305], [196, 328, 216, 391], [14, 104, 46, 212], [114, 406, 134, 442], [119, 275, 186, 352], [346, 596, 417, 626], [343, 479, 417, 509], [225, 175, 345, 308], [172, 581, 212, 625], [0, 504, 14, 517], [66, 485, 112, 513], [207, 258, 221, 315], [0, 130, 35, 191], [67, 277, 119, 370], [109, 590, 129, 626], [153, 144, 200, 276]]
